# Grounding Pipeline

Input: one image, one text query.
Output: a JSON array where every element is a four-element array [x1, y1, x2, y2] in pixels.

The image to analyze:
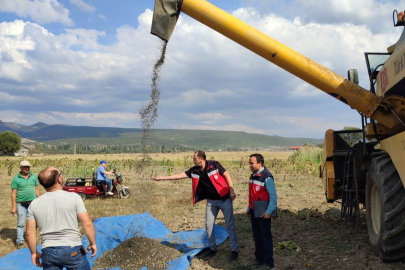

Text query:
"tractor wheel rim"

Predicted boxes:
[[370, 184, 381, 235]]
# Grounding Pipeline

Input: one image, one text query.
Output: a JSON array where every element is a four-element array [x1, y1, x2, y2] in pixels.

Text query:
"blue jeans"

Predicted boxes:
[[250, 209, 274, 267], [205, 198, 239, 251], [41, 246, 90, 270], [16, 203, 28, 244], [97, 178, 112, 192]]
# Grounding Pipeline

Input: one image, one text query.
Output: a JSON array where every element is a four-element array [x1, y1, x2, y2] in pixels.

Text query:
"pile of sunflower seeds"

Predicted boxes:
[[92, 236, 182, 270]]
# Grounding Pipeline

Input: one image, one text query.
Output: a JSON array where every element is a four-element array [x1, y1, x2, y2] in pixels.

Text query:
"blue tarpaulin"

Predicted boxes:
[[0, 213, 229, 270]]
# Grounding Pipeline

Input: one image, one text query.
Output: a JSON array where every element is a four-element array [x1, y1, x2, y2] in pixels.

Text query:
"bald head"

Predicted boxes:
[[38, 167, 61, 189]]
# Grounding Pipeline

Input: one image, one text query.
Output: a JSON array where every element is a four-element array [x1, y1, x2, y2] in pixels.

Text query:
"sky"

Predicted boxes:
[[0, 0, 404, 139]]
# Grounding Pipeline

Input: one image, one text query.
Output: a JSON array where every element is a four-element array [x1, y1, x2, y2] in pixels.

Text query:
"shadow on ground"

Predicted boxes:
[[0, 228, 16, 242]]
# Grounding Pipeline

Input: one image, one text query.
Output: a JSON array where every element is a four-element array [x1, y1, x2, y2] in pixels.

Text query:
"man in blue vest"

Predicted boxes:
[[246, 153, 277, 270], [153, 150, 239, 262], [96, 160, 115, 195]]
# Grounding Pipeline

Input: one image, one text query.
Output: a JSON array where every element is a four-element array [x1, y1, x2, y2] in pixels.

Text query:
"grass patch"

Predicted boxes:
[[285, 146, 322, 174]]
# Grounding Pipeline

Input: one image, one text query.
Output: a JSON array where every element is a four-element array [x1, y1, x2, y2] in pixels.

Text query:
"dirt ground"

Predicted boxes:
[[1, 152, 405, 270], [173, 173, 405, 270]]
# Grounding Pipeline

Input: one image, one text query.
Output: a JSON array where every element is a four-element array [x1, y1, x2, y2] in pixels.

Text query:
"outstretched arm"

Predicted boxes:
[[153, 172, 188, 181]]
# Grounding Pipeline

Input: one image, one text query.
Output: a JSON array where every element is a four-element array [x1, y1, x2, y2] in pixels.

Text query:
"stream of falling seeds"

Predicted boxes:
[[139, 40, 167, 162]]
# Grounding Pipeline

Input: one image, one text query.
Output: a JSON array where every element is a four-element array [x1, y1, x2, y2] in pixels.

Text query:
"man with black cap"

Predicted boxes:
[[96, 160, 115, 195], [10, 160, 40, 248]]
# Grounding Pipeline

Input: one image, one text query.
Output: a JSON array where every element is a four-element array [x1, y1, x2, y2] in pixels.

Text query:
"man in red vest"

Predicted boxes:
[[153, 150, 239, 262], [246, 153, 278, 270]]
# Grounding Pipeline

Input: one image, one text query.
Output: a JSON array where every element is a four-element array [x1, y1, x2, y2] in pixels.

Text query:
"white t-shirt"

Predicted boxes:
[[27, 190, 87, 249]]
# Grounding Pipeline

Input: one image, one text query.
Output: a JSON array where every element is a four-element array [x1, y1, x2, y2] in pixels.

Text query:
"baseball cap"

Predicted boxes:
[[20, 160, 31, 167], [100, 160, 107, 164]]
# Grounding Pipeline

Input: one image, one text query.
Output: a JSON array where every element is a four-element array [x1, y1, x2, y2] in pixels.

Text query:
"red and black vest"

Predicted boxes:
[[249, 167, 273, 209], [191, 160, 230, 205]]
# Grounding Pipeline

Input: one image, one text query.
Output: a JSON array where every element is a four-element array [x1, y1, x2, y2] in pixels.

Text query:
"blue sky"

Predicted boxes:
[[0, 0, 404, 138]]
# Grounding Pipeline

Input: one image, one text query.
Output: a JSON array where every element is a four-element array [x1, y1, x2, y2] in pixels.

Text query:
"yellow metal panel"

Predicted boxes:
[[381, 131, 405, 186], [326, 161, 335, 178], [326, 161, 335, 201], [324, 129, 334, 158]]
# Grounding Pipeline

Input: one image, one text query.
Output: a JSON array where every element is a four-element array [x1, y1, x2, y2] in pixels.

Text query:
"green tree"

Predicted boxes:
[[341, 126, 363, 146], [0, 131, 22, 153]]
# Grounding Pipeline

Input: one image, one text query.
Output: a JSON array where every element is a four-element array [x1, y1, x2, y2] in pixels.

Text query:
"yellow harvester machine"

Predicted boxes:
[[151, 0, 405, 260]]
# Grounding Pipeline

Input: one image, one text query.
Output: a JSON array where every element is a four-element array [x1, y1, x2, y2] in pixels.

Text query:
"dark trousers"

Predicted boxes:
[[249, 209, 274, 267]]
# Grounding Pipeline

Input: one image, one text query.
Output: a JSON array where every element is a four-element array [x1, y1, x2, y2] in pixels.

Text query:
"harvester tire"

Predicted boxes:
[[366, 155, 405, 261]]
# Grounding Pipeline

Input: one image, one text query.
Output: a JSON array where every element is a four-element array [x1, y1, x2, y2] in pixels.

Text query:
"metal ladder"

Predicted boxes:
[[341, 146, 360, 222]]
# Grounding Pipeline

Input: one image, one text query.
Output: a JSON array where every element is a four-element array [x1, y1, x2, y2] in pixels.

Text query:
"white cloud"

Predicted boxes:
[[242, 0, 405, 34], [0, 2, 400, 138], [69, 0, 95, 13], [62, 28, 106, 50], [98, 14, 107, 22], [290, 83, 323, 98], [0, 110, 140, 128], [289, 0, 404, 34], [0, 0, 74, 26], [269, 116, 351, 135], [189, 113, 230, 120], [172, 123, 266, 135], [52, 111, 140, 122], [178, 89, 234, 106]]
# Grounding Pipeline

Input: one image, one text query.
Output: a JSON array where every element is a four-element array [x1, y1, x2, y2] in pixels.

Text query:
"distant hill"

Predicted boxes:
[[4, 121, 49, 132], [0, 121, 323, 152], [0, 121, 10, 132], [0, 120, 141, 141]]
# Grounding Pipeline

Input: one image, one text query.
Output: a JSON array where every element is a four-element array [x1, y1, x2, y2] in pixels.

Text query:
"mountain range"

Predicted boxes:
[[0, 121, 323, 150]]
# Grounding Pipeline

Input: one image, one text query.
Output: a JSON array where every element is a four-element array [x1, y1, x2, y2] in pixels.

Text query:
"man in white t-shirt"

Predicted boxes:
[[26, 167, 97, 269]]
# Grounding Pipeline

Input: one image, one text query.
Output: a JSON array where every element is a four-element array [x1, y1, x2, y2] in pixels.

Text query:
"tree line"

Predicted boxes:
[[29, 144, 243, 154]]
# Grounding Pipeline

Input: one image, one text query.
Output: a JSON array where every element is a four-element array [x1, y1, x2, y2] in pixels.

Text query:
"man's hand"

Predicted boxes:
[[87, 244, 97, 258], [153, 177, 163, 181], [261, 213, 271, 219], [31, 251, 42, 267], [11, 208, 17, 216], [246, 211, 250, 218], [229, 187, 236, 201]]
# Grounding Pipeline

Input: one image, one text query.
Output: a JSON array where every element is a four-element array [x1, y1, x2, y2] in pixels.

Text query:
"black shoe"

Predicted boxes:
[[201, 248, 217, 258], [248, 260, 263, 268], [257, 264, 276, 270], [229, 251, 239, 262]]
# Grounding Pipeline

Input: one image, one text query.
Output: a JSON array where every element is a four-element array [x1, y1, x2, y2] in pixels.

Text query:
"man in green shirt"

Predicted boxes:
[[11, 160, 40, 248]]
